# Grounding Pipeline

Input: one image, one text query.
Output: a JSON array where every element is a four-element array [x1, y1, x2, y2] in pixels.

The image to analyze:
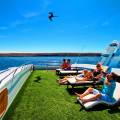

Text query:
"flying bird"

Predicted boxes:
[[48, 12, 57, 21]]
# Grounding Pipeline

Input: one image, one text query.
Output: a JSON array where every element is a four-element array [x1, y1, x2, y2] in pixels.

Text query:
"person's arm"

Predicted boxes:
[[60, 64, 64, 69], [61, 63, 67, 69], [94, 70, 104, 80], [95, 73, 103, 79], [104, 78, 111, 86], [66, 63, 71, 69]]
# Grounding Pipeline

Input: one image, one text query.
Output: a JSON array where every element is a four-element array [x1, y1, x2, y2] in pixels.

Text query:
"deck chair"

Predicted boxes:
[[77, 81, 120, 110], [56, 64, 108, 76], [111, 68, 120, 75], [58, 66, 108, 88], [56, 68, 82, 76], [56, 64, 97, 76], [61, 76, 104, 89]]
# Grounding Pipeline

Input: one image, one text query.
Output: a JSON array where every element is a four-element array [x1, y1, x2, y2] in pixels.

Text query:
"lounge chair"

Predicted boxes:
[[77, 81, 120, 110], [58, 65, 108, 88], [63, 76, 104, 89], [110, 68, 120, 75], [56, 64, 108, 76], [56, 68, 82, 76], [76, 68, 120, 110]]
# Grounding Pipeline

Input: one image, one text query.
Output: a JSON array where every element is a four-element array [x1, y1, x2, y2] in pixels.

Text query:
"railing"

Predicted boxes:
[[0, 68, 12, 75], [0, 64, 32, 84], [33, 60, 61, 70], [0, 69, 17, 84], [0, 64, 33, 120]]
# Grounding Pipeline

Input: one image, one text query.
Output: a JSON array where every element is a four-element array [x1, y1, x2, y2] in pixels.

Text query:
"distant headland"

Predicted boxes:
[[0, 52, 101, 57]]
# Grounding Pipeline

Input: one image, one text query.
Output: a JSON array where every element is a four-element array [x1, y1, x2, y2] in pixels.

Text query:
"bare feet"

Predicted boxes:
[[58, 79, 64, 83], [75, 92, 81, 97]]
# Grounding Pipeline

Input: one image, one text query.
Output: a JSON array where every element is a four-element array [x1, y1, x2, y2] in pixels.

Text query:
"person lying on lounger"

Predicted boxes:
[[75, 70, 93, 81], [59, 63, 106, 85], [75, 72, 118, 103], [59, 69, 93, 84]]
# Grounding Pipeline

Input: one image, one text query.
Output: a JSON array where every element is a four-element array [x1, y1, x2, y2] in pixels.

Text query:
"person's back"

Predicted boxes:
[[102, 80, 115, 97], [61, 59, 68, 70], [101, 73, 116, 102], [66, 59, 71, 70]]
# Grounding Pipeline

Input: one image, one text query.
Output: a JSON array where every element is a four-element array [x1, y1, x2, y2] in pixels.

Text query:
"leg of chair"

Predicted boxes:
[[71, 85, 75, 93], [67, 84, 69, 89], [92, 83, 96, 88]]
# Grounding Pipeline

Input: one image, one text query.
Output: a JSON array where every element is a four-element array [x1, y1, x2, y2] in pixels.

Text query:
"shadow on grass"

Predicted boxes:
[[74, 100, 106, 112], [108, 107, 120, 114], [87, 106, 120, 114], [86, 104, 110, 111], [77, 102, 120, 113], [66, 87, 88, 95], [74, 100, 97, 112], [34, 76, 41, 83]]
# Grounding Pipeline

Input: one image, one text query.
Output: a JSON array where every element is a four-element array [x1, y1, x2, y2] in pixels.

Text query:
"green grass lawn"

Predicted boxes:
[[3, 70, 120, 120]]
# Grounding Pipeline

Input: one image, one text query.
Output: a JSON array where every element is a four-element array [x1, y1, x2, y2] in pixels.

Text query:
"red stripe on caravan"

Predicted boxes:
[[0, 88, 8, 118]]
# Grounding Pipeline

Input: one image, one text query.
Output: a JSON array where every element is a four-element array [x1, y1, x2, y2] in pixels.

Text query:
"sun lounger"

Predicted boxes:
[[77, 81, 120, 110], [65, 77, 104, 89], [110, 68, 120, 75], [56, 64, 108, 76], [58, 65, 109, 88], [58, 74, 104, 89], [56, 68, 83, 76], [76, 68, 120, 110]]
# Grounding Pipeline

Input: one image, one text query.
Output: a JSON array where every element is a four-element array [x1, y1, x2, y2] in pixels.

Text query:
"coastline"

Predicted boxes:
[[0, 52, 101, 57]]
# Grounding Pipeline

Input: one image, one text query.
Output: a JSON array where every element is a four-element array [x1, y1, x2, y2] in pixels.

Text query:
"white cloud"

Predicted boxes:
[[101, 21, 109, 26], [9, 0, 52, 29], [10, 20, 27, 28], [23, 0, 52, 18], [23, 12, 40, 18], [0, 51, 27, 53]]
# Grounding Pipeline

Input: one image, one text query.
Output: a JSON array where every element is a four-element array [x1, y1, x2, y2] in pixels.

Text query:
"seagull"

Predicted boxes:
[[48, 12, 57, 21]]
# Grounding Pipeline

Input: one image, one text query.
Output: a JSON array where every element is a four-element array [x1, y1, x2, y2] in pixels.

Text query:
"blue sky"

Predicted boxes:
[[0, 0, 120, 53]]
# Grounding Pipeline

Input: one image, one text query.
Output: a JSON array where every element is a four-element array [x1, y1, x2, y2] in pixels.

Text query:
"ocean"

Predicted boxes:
[[0, 56, 101, 70]]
